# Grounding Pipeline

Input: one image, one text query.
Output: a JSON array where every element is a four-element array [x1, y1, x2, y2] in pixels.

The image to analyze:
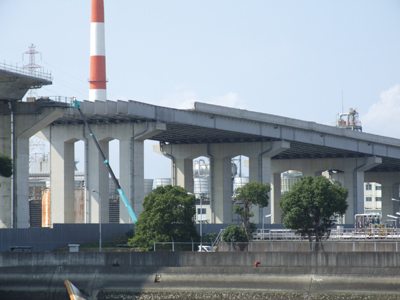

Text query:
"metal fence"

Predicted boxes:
[[253, 228, 400, 241], [0, 61, 52, 81], [154, 241, 215, 252], [153, 240, 400, 252], [218, 240, 400, 252]]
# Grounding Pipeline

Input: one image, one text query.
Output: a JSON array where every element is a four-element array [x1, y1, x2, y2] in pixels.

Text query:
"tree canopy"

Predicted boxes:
[[0, 153, 12, 178], [234, 182, 270, 233], [128, 185, 199, 251], [221, 223, 248, 250], [222, 182, 270, 247], [278, 176, 348, 249]]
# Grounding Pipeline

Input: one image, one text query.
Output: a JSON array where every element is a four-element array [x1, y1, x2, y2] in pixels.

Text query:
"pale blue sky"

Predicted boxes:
[[1, 1, 400, 180]]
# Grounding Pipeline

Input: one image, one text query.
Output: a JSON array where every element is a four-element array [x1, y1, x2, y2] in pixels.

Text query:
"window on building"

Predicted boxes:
[[375, 197, 381, 202], [365, 184, 372, 190], [375, 185, 381, 191], [197, 208, 206, 214], [366, 197, 372, 202]]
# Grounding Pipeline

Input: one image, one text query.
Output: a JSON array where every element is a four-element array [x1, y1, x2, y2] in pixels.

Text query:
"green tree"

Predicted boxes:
[[128, 185, 199, 251], [278, 176, 348, 251], [234, 182, 270, 240], [221, 182, 270, 251], [0, 153, 12, 178], [221, 223, 248, 251], [202, 232, 217, 244]]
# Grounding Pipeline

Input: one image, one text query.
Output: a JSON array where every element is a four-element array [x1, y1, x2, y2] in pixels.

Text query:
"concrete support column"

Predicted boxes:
[[213, 156, 233, 223], [365, 172, 400, 222], [340, 158, 381, 224], [0, 115, 11, 228], [119, 139, 131, 223], [132, 139, 144, 218], [153, 141, 290, 224], [271, 172, 282, 224], [2, 105, 66, 228], [249, 156, 262, 223], [257, 141, 290, 224], [118, 126, 146, 223], [118, 122, 166, 222], [176, 158, 194, 193], [14, 137, 30, 228], [87, 139, 110, 223], [248, 157, 259, 183], [381, 184, 399, 222], [50, 138, 76, 225], [272, 156, 382, 225]]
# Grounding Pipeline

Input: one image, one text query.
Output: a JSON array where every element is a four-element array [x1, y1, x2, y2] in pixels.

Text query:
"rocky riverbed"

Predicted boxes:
[[1, 290, 400, 300], [96, 291, 400, 300]]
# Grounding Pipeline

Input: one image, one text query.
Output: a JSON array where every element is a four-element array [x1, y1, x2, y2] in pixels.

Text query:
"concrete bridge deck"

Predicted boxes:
[[38, 100, 400, 226], [53, 100, 400, 172]]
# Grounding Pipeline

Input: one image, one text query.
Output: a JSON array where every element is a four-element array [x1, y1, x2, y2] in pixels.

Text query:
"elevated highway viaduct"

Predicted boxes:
[[11, 99, 400, 227], [0, 66, 67, 229]]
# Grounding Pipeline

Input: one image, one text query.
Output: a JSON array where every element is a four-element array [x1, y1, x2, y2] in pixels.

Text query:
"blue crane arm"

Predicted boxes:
[[118, 189, 138, 223], [71, 99, 138, 223]]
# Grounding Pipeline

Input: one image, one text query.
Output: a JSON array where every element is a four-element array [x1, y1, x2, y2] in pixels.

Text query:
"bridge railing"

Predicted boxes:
[[218, 240, 400, 252], [0, 61, 52, 81], [152, 240, 400, 252], [253, 228, 400, 241]]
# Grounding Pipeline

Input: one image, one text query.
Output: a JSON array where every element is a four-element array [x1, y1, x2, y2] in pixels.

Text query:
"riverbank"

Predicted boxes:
[[1, 252, 400, 299], [2, 290, 400, 300]]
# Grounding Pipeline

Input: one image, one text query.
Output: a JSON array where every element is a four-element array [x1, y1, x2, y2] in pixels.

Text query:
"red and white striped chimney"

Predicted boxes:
[[89, 0, 107, 101]]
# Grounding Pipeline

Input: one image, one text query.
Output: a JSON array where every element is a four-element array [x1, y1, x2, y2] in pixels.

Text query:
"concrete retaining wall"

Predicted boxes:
[[2, 252, 400, 298], [2, 251, 400, 268]]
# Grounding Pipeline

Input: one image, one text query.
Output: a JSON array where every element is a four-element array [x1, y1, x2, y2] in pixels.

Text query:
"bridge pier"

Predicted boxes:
[[272, 156, 382, 224], [365, 172, 400, 223], [0, 103, 66, 228], [154, 141, 290, 224], [40, 122, 166, 226], [40, 125, 84, 225]]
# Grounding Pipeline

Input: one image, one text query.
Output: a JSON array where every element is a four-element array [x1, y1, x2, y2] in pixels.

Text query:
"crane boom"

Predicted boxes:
[[71, 100, 137, 223]]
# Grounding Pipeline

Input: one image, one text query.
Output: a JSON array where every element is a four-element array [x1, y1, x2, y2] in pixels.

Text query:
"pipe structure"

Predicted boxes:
[[8, 101, 14, 228], [258, 141, 273, 183], [160, 142, 176, 186], [82, 125, 89, 223], [89, 0, 107, 101], [207, 143, 214, 223], [353, 156, 367, 217], [257, 141, 274, 222]]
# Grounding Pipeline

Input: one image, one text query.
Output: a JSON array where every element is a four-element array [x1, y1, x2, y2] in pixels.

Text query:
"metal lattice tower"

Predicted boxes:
[[23, 44, 43, 98]]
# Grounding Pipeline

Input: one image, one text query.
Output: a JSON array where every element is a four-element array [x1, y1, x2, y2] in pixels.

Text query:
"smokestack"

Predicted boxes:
[[89, 0, 107, 101]]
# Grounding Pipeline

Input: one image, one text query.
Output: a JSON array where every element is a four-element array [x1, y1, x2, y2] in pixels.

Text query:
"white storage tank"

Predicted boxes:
[[144, 179, 154, 196], [155, 178, 171, 187], [194, 177, 209, 199], [234, 177, 249, 192]]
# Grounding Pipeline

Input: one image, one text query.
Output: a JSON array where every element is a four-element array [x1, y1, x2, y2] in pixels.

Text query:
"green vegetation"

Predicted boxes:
[[234, 182, 270, 232], [128, 185, 199, 251], [278, 176, 348, 251], [222, 182, 270, 250], [202, 232, 217, 244], [0, 153, 12, 178]]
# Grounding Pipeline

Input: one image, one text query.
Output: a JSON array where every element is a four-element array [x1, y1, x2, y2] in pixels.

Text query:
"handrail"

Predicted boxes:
[[0, 61, 52, 81], [212, 229, 225, 247]]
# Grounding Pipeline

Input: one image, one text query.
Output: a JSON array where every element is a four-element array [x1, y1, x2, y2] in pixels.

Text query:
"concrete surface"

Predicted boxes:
[[1, 252, 400, 299]]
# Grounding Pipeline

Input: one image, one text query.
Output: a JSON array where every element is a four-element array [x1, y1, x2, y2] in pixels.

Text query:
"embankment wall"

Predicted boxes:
[[1, 252, 400, 299], [1, 251, 400, 268]]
